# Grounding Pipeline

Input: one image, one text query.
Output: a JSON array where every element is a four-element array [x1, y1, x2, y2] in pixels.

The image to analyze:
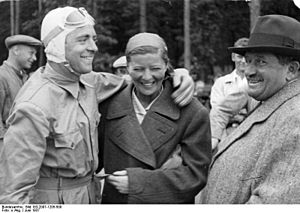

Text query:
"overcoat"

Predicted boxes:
[[200, 79, 300, 204], [98, 80, 212, 204]]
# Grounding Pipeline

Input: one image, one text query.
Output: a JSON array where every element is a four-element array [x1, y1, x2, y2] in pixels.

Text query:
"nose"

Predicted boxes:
[[32, 54, 37, 61], [142, 69, 152, 80], [245, 62, 256, 78], [87, 38, 98, 52], [241, 57, 246, 63]]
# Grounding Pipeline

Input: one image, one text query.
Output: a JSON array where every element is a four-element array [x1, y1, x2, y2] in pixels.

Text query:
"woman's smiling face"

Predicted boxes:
[[127, 52, 167, 103]]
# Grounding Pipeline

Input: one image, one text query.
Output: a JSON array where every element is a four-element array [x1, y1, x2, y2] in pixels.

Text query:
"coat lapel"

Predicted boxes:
[[212, 79, 300, 167], [108, 115, 157, 168], [105, 83, 156, 167], [141, 80, 179, 151], [105, 80, 180, 168]]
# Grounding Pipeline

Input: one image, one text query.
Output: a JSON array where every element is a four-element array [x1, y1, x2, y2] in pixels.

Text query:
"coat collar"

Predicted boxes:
[[106, 79, 180, 120], [3, 60, 28, 82], [211, 78, 300, 166], [105, 79, 180, 168], [43, 62, 93, 99]]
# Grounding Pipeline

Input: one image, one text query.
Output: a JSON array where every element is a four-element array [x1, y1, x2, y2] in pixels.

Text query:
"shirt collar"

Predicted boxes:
[[224, 69, 242, 84], [132, 85, 164, 109], [45, 62, 92, 99], [131, 90, 147, 124], [106, 80, 180, 120], [232, 69, 239, 79], [131, 86, 164, 124]]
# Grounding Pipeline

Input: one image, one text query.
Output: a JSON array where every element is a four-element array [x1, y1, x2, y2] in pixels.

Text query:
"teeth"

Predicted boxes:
[[248, 78, 261, 82], [248, 80, 261, 85], [142, 82, 154, 86], [82, 56, 93, 60]]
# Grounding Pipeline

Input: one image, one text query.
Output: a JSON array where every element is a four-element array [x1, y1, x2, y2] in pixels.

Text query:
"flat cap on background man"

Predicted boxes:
[[5, 34, 42, 49]]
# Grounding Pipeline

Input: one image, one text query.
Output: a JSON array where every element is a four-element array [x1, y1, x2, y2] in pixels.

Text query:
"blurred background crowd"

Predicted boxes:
[[0, 0, 300, 108]]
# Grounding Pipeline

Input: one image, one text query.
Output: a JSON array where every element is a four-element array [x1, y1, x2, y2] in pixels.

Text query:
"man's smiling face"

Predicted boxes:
[[65, 25, 98, 75]]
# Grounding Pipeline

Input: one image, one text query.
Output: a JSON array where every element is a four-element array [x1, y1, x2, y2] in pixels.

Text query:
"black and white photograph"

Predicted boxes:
[[0, 0, 299, 210]]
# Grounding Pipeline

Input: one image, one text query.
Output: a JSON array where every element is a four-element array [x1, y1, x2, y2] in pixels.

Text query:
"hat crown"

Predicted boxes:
[[5, 34, 41, 49], [229, 15, 300, 59], [251, 15, 300, 45]]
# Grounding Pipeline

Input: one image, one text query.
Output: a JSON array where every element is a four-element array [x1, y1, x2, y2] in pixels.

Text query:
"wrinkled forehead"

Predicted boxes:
[[244, 52, 278, 61], [66, 25, 96, 40]]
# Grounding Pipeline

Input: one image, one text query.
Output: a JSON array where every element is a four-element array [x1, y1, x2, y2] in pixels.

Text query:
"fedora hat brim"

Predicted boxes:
[[228, 46, 300, 60], [228, 15, 300, 61]]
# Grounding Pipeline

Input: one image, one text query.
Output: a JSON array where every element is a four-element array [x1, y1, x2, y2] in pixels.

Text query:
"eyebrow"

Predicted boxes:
[[255, 54, 266, 58]]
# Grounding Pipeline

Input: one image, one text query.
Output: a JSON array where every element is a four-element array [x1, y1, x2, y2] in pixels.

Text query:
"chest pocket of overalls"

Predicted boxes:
[[53, 130, 86, 169]]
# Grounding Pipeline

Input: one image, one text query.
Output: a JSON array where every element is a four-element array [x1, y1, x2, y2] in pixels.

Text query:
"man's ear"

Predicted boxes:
[[286, 61, 300, 82], [231, 53, 235, 62], [11, 45, 20, 56]]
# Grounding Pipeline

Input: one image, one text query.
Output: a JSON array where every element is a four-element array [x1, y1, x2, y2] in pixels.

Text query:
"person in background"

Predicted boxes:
[[0, 35, 42, 151], [0, 7, 195, 204], [112, 55, 131, 82], [201, 14, 300, 204], [193, 80, 211, 110], [98, 32, 212, 204], [112, 56, 128, 76], [209, 37, 258, 153]]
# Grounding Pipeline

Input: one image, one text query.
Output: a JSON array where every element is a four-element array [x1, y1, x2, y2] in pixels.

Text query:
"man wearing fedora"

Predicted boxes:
[[0, 35, 42, 151], [200, 14, 300, 203]]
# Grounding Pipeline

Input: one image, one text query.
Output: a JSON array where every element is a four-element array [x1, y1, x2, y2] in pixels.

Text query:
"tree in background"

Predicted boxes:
[[0, 0, 300, 83]]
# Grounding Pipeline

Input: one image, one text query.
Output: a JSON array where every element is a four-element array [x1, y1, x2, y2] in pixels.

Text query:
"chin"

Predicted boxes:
[[80, 66, 92, 74], [248, 90, 258, 99], [82, 70, 92, 74], [249, 91, 265, 101], [144, 90, 160, 98]]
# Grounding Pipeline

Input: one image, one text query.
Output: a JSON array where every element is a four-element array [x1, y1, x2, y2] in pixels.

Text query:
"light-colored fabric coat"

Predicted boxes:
[[200, 79, 300, 204], [0, 63, 124, 204], [98, 80, 212, 204]]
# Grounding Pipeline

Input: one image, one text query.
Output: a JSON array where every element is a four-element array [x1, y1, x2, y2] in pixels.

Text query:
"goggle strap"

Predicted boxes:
[[42, 25, 64, 47]]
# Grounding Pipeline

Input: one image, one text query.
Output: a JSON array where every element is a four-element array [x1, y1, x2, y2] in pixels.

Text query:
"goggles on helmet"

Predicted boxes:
[[42, 7, 95, 47]]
